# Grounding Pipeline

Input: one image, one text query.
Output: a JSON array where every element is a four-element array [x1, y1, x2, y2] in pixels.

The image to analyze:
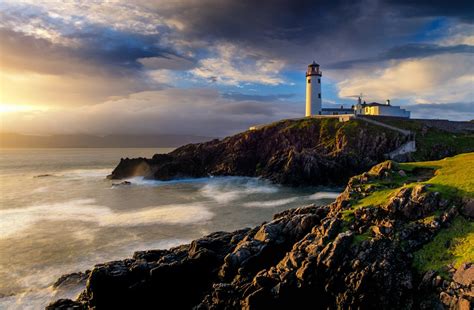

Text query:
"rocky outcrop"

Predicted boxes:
[[50, 161, 472, 309], [108, 118, 408, 186]]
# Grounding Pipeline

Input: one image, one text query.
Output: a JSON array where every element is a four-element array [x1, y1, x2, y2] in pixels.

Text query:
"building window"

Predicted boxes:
[[318, 93, 321, 98], [318, 78, 320, 84], [308, 79, 311, 84]]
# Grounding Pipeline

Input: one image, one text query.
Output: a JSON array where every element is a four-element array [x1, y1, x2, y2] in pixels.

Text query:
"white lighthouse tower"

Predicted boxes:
[[305, 61, 322, 116]]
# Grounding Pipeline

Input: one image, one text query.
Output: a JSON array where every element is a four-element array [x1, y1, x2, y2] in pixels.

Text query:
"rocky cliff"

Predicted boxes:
[[109, 118, 409, 186], [108, 117, 474, 186], [49, 154, 474, 309]]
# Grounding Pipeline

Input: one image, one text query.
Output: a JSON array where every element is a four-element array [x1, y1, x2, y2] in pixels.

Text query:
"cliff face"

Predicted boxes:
[[109, 118, 408, 186], [49, 155, 474, 309]]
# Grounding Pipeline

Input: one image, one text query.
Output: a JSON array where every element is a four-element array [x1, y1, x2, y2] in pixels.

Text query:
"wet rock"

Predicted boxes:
[[112, 180, 132, 187], [53, 271, 90, 290], [46, 299, 84, 310]]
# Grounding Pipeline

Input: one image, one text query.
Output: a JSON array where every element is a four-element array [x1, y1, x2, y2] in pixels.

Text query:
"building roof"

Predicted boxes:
[[362, 102, 386, 107], [308, 61, 320, 67]]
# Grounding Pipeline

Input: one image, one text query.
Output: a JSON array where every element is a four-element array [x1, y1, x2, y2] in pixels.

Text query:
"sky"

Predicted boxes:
[[0, 0, 473, 137]]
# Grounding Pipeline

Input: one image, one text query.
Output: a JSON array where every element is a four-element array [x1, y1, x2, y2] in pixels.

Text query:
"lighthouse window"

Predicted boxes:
[[308, 79, 311, 84], [318, 79, 320, 84], [318, 93, 321, 98]]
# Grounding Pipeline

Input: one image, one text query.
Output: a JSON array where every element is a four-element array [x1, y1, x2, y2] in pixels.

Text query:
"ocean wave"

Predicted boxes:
[[308, 191, 340, 200], [60, 168, 112, 179], [200, 177, 279, 203], [0, 199, 214, 239], [242, 197, 299, 208], [120, 176, 213, 187]]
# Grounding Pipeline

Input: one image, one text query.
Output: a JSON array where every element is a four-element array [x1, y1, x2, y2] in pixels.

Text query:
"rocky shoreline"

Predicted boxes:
[[107, 118, 409, 186], [49, 159, 473, 309]]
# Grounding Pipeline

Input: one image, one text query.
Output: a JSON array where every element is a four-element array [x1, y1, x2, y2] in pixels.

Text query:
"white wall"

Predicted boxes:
[[305, 74, 321, 116], [354, 104, 410, 118], [305, 76, 312, 116]]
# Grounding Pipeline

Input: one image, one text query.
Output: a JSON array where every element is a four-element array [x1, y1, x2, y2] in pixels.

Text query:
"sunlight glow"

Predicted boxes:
[[0, 104, 44, 113]]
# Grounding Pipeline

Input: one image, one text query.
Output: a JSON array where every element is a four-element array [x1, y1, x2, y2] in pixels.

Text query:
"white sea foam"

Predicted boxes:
[[60, 168, 111, 178], [243, 197, 299, 208], [0, 199, 214, 239], [0, 238, 190, 310], [200, 177, 279, 203], [32, 186, 49, 193], [120, 176, 211, 187], [308, 191, 340, 200]]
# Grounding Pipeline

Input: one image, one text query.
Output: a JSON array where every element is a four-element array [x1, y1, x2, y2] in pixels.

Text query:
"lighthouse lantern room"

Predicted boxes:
[[305, 61, 322, 116]]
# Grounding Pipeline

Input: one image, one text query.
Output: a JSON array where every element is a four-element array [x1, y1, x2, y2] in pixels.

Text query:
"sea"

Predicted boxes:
[[0, 148, 340, 309]]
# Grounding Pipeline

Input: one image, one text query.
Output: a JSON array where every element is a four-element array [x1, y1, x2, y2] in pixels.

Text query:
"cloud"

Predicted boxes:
[[138, 55, 196, 70], [0, 88, 301, 136], [336, 54, 474, 104], [328, 43, 474, 69], [190, 44, 285, 86], [384, 0, 474, 22], [1, 0, 474, 134], [408, 102, 474, 121], [222, 92, 295, 102]]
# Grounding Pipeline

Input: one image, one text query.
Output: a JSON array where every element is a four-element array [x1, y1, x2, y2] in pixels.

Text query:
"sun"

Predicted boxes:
[[0, 104, 43, 113]]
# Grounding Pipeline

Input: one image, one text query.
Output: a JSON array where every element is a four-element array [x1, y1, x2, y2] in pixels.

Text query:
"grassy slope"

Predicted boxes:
[[368, 117, 474, 160], [400, 153, 474, 275], [399, 152, 474, 199], [343, 153, 473, 275]]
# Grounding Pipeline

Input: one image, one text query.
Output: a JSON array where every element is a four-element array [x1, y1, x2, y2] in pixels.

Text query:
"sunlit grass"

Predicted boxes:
[[413, 216, 474, 277], [399, 153, 474, 198]]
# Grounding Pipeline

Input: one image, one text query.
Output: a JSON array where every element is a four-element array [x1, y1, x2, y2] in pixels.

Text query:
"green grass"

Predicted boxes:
[[399, 153, 474, 198], [353, 230, 373, 245], [413, 216, 474, 277], [353, 188, 399, 209], [361, 117, 474, 160], [340, 153, 473, 277]]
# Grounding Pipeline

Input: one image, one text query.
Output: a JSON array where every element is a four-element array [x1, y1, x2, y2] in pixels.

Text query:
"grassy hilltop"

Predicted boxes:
[[341, 153, 473, 278]]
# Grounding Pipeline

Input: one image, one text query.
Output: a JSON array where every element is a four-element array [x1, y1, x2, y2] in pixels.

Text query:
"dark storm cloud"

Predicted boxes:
[[3, 0, 473, 75], [384, 0, 474, 22], [0, 27, 185, 77], [0, 3, 188, 76], [153, 0, 474, 68], [328, 43, 474, 69]]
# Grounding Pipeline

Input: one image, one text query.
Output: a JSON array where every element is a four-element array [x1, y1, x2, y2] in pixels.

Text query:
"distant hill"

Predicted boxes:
[[0, 133, 215, 148]]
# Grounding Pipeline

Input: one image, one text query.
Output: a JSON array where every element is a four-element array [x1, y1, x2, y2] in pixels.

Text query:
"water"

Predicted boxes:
[[0, 148, 340, 309]]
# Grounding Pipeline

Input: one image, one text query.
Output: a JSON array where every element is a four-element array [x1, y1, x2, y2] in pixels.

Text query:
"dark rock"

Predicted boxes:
[[112, 180, 132, 187], [107, 119, 408, 186], [53, 271, 90, 290], [50, 159, 469, 309], [461, 198, 474, 218], [46, 299, 84, 310]]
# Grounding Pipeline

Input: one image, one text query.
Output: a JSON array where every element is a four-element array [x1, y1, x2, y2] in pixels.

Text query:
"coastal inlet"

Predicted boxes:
[[0, 148, 340, 309]]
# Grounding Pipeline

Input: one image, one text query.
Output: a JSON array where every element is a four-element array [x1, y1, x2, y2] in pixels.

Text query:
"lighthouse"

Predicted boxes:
[[305, 61, 322, 116]]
